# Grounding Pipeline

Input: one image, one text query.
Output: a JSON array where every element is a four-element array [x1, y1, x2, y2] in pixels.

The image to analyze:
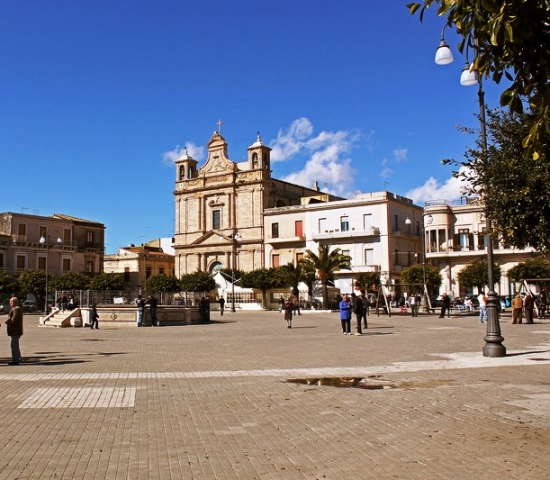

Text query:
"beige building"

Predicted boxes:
[[0, 212, 105, 276], [424, 198, 537, 297], [173, 131, 338, 275], [103, 241, 175, 290]]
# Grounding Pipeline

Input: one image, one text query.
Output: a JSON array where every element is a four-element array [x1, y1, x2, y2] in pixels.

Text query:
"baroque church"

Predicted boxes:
[[173, 130, 331, 276]]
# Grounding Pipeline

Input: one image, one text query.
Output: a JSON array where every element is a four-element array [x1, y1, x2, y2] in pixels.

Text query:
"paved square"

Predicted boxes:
[[0, 309, 549, 479]]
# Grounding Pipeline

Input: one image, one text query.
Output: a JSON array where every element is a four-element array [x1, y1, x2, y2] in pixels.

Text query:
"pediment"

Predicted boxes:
[[199, 132, 237, 175], [190, 230, 232, 246]]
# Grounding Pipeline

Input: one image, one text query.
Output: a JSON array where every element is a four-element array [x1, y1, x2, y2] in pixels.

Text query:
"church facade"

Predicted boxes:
[[173, 131, 331, 276]]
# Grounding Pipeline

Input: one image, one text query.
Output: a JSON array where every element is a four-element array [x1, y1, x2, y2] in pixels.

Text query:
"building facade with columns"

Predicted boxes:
[[423, 198, 538, 298], [173, 131, 338, 276]]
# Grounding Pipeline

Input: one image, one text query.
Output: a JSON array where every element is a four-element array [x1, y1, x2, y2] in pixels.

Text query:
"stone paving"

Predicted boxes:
[[0, 308, 549, 479]]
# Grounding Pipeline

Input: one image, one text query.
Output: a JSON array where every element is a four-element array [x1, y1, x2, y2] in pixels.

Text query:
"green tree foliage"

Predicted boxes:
[[507, 258, 550, 282], [353, 272, 381, 292], [276, 263, 307, 297], [408, 0, 550, 159], [448, 109, 550, 252], [241, 268, 283, 308], [179, 271, 217, 293], [400, 263, 442, 295], [88, 273, 125, 291], [49, 272, 91, 291], [457, 258, 501, 292], [18, 270, 47, 296], [301, 245, 351, 308], [300, 262, 317, 302], [219, 268, 244, 283], [0, 271, 19, 297], [145, 274, 180, 293]]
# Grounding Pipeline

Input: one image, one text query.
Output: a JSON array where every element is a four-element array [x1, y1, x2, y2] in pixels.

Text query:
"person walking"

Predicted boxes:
[[511, 292, 523, 324], [292, 296, 302, 316], [339, 295, 352, 335], [351, 292, 363, 335], [524, 291, 535, 324], [359, 290, 369, 329], [478, 291, 488, 323], [283, 298, 293, 328], [439, 293, 451, 318], [89, 304, 99, 329], [278, 295, 285, 313], [410, 293, 419, 317], [218, 296, 225, 316], [5, 297, 23, 365]]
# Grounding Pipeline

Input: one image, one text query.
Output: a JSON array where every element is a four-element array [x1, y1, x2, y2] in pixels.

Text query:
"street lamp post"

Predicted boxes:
[[435, 29, 506, 357], [218, 230, 242, 313], [407, 214, 432, 308], [39, 232, 62, 315], [230, 231, 242, 313]]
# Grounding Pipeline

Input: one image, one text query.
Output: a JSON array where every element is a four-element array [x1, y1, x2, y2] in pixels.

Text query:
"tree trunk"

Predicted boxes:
[[321, 281, 329, 309]]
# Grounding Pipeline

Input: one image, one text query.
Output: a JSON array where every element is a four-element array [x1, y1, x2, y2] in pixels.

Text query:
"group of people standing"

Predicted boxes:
[[339, 291, 369, 335], [511, 290, 539, 324], [135, 294, 159, 327]]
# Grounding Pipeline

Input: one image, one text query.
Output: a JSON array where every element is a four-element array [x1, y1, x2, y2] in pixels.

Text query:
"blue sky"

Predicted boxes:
[[1, 1, 505, 254]]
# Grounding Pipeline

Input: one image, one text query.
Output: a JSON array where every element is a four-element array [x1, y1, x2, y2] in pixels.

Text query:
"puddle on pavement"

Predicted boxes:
[[287, 375, 396, 390], [398, 379, 457, 389]]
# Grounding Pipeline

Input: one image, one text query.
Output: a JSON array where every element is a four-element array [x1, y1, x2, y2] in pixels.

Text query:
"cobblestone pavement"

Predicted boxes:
[[0, 309, 549, 479]]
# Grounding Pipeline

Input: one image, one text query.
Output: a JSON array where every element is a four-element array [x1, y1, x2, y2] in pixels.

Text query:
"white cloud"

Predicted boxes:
[[270, 117, 315, 162], [270, 118, 362, 198], [393, 148, 408, 162], [380, 167, 393, 179], [162, 142, 205, 166], [405, 166, 472, 204]]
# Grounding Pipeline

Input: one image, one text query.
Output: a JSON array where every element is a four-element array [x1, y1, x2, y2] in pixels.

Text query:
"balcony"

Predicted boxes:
[[312, 227, 380, 241], [267, 235, 306, 245]]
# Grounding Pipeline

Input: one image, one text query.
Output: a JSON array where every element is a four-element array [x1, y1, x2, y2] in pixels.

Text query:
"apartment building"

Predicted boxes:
[[264, 191, 424, 293], [0, 212, 105, 276], [424, 198, 537, 296]]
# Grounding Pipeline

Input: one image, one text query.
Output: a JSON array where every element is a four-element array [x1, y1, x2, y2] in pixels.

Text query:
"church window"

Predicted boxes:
[[252, 153, 258, 169], [179, 166, 185, 181], [213, 210, 221, 230], [271, 223, 279, 239], [263, 153, 269, 169], [188, 166, 194, 178]]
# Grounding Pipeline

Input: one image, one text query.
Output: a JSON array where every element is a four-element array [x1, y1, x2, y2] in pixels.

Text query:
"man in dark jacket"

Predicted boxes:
[[351, 292, 363, 335], [524, 291, 535, 324], [359, 290, 369, 329], [5, 297, 23, 365], [439, 293, 451, 318]]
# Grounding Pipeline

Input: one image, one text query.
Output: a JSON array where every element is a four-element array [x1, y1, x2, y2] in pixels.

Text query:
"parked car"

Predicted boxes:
[[22, 300, 37, 312]]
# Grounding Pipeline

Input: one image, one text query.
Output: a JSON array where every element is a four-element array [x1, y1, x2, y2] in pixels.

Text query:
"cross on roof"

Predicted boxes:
[[217, 119, 223, 134]]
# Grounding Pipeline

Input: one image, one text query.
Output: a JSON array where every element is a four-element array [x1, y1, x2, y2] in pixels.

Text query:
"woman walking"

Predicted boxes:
[[284, 298, 294, 328]]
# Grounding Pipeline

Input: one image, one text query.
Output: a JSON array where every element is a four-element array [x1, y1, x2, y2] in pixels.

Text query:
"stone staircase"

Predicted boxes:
[[39, 308, 81, 328]]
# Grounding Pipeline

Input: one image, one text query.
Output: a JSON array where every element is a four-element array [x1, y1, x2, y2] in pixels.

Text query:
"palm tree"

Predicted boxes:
[[277, 263, 306, 297], [302, 245, 351, 308]]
